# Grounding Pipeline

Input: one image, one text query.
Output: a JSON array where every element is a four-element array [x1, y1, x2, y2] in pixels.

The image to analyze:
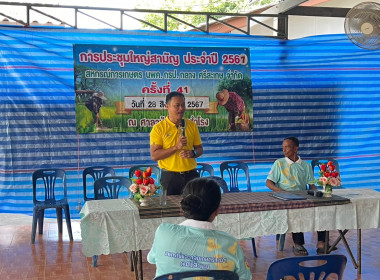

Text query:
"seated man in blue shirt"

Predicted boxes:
[[148, 177, 252, 279], [266, 136, 331, 256]]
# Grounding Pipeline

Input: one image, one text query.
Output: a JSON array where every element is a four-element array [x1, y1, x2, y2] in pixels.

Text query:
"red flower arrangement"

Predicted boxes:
[[315, 161, 342, 193], [129, 167, 159, 202]]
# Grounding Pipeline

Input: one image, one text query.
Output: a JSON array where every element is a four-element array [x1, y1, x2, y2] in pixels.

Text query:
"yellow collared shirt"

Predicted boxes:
[[150, 117, 202, 172]]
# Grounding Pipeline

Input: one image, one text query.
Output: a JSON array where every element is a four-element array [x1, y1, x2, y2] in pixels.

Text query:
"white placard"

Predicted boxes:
[[124, 96, 210, 110]]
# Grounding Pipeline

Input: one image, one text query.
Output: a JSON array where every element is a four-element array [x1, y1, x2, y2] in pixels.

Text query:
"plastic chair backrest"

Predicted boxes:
[[94, 176, 132, 200], [311, 159, 340, 173], [196, 163, 215, 177], [153, 270, 239, 280], [266, 254, 347, 280], [129, 165, 161, 183], [83, 166, 115, 201], [220, 161, 251, 192], [206, 176, 229, 193], [33, 168, 67, 204]]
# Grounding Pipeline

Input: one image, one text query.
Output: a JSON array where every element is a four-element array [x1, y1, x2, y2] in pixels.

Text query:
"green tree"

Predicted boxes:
[[137, 0, 275, 31]]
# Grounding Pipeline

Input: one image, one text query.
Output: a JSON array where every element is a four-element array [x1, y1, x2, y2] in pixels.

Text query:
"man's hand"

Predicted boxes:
[[175, 135, 187, 150], [150, 135, 203, 161], [179, 149, 193, 159], [177, 135, 191, 158], [266, 179, 284, 192]]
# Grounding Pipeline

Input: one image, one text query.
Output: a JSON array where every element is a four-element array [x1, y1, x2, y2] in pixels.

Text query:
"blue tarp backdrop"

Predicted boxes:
[[1, 27, 380, 218]]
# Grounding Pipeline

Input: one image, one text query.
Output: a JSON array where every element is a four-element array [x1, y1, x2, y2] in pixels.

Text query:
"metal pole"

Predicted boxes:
[[75, 8, 78, 29], [358, 229, 361, 274], [164, 12, 167, 32], [26, 5, 30, 27], [120, 10, 123, 30]]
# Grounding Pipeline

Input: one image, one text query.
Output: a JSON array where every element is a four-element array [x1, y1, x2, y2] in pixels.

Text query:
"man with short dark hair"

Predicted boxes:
[[150, 91, 203, 195], [266, 136, 331, 256]]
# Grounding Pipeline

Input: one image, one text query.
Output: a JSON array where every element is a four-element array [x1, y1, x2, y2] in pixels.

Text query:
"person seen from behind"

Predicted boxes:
[[147, 177, 252, 279]]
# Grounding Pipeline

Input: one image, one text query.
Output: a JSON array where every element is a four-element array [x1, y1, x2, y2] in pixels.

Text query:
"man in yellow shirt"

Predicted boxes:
[[150, 91, 203, 195]]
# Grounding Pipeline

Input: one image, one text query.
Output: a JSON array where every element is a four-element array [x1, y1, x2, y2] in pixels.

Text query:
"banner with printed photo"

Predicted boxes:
[[74, 45, 252, 133]]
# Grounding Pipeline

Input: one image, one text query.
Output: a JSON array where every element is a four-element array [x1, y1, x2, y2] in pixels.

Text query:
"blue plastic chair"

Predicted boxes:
[[82, 166, 115, 201], [129, 165, 161, 183], [266, 254, 347, 280], [94, 176, 132, 200], [153, 270, 239, 280], [196, 163, 214, 177], [219, 161, 256, 257], [205, 176, 229, 193], [220, 161, 252, 192], [92, 176, 133, 267], [31, 168, 73, 244]]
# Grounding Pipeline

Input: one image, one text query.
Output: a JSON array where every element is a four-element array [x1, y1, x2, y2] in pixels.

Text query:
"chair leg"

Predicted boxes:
[[31, 209, 39, 244], [38, 209, 44, 234], [278, 234, 286, 251], [130, 250, 142, 280], [130, 251, 136, 271], [132, 251, 140, 280], [56, 208, 63, 234], [92, 255, 98, 267], [136, 250, 143, 280], [64, 205, 73, 241], [251, 238, 258, 258]]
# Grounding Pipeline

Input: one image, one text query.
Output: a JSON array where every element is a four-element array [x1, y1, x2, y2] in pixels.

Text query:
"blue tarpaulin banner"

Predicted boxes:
[[1, 27, 380, 218]]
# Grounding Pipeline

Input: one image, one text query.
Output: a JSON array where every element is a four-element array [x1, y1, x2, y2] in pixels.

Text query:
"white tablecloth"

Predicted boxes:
[[287, 188, 380, 233], [80, 188, 380, 257]]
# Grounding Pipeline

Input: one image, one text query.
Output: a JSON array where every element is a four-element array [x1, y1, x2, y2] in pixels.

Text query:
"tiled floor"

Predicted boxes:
[[0, 216, 380, 279]]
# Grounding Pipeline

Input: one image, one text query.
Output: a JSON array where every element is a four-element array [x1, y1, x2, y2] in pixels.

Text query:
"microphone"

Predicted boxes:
[[180, 119, 185, 137], [307, 190, 323, 197]]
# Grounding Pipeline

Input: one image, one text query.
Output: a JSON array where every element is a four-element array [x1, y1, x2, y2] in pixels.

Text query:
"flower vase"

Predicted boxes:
[[139, 197, 148, 206], [323, 185, 333, 198]]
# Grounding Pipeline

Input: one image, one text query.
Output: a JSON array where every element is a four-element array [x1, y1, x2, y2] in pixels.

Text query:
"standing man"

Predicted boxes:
[[266, 136, 332, 256], [150, 91, 203, 195]]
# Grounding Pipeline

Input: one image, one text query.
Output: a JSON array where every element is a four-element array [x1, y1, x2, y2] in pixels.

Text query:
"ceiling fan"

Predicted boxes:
[[344, 1, 380, 50]]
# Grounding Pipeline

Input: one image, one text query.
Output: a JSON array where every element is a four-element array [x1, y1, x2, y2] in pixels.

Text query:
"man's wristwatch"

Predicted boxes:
[[192, 149, 197, 158]]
